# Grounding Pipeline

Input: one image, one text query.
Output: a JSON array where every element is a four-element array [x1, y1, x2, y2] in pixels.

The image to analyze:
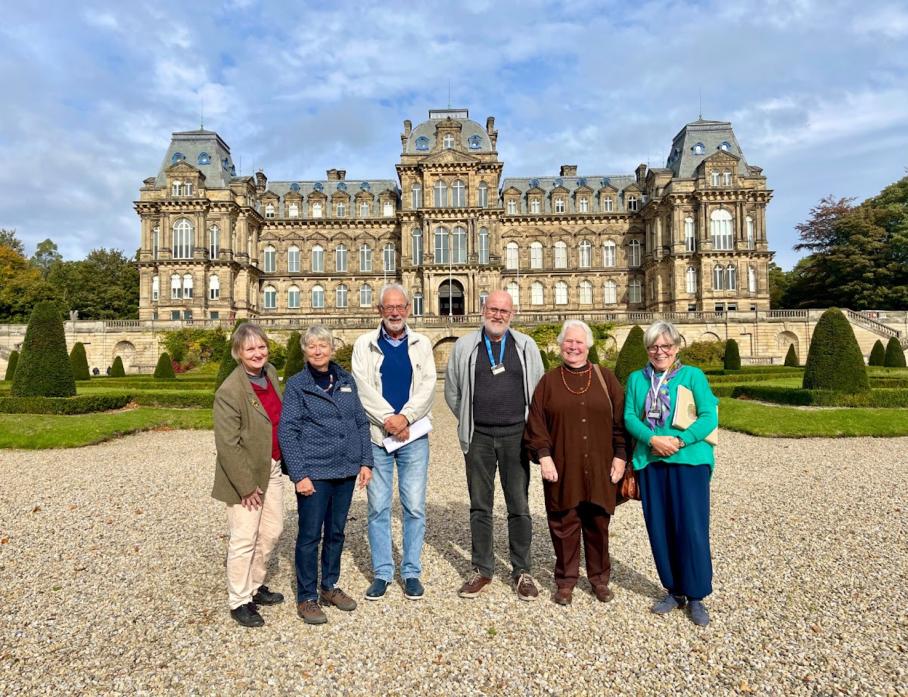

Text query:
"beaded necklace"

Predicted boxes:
[[560, 363, 592, 395]]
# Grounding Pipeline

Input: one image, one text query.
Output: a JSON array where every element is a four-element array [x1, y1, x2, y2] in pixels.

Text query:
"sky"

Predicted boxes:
[[1, 0, 907, 271]]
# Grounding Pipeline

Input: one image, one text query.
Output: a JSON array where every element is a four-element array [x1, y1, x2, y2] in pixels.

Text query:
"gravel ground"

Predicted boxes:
[[1, 387, 906, 696]]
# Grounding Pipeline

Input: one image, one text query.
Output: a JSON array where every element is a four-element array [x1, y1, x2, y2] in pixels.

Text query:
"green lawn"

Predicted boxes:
[[719, 399, 908, 437]]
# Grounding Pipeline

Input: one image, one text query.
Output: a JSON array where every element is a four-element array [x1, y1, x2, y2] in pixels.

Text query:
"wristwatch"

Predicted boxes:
[[676, 437, 686, 449]]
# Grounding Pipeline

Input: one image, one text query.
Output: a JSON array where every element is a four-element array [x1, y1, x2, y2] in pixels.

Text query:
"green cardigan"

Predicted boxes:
[[624, 364, 718, 472]]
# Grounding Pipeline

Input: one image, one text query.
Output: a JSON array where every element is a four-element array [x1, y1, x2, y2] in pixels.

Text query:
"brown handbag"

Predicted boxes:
[[592, 365, 641, 502]]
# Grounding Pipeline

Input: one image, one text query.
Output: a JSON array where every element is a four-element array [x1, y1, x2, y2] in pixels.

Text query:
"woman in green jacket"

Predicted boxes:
[[624, 320, 718, 626]]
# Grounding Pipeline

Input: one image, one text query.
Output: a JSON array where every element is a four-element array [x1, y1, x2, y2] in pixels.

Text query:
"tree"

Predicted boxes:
[[110, 356, 126, 377], [0, 228, 25, 256], [723, 338, 741, 370], [154, 352, 177, 379], [884, 337, 907, 368], [69, 342, 91, 381], [31, 239, 63, 278], [802, 308, 869, 393], [767, 262, 791, 309], [0, 245, 60, 322], [11, 301, 76, 397], [614, 325, 648, 385], [868, 340, 886, 367], [47, 248, 139, 319], [284, 331, 305, 381], [784, 344, 799, 367], [4, 350, 19, 381]]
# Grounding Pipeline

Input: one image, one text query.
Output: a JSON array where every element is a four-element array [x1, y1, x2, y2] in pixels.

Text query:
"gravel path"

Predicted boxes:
[[1, 389, 906, 695]]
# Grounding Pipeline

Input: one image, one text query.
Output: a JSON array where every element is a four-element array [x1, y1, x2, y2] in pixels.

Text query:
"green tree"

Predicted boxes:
[[69, 342, 91, 381], [614, 325, 647, 385], [4, 350, 19, 381], [868, 340, 886, 366], [540, 350, 550, 371], [47, 248, 140, 319], [802, 308, 869, 393], [154, 352, 177, 379], [723, 338, 741, 370], [0, 228, 25, 255], [783, 344, 799, 367], [110, 356, 126, 377], [0, 245, 60, 322], [31, 238, 63, 278], [767, 262, 791, 309], [884, 337, 907, 368], [333, 344, 353, 372], [11, 301, 76, 397], [284, 331, 305, 381]]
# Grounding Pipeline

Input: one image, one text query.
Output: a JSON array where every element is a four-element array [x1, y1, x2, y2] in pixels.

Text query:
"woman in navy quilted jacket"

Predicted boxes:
[[278, 325, 373, 625]]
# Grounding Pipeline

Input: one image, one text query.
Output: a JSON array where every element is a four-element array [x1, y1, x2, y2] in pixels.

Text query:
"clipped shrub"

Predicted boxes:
[[154, 352, 177, 379], [723, 339, 741, 370], [731, 385, 908, 408], [110, 356, 126, 377], [0, 394, 130, 414], [802, 308, 869, 393], [127, 391, 215, 408], [884, 337, 907, 368], [215, 320, 246, 392], [588, 343, 600, 365], [334, 344, 353, 372], [540, 350, 550, 371], [284, 331, 305, 381], [11, 301, 76, 397], [680, 339, 727, 366], [614, 325, 648, 385], [4, 350, 19, 381], [784, 344, 799, 367], [69, 342, 91, 381], [868, 340, 886, 366]]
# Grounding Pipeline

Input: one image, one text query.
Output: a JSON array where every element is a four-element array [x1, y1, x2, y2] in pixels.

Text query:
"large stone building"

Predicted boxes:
[[135, 108, 773, 321]]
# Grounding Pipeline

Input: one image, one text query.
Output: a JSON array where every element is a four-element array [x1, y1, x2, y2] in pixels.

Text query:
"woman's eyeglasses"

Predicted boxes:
[[647, 344, 675, 354]]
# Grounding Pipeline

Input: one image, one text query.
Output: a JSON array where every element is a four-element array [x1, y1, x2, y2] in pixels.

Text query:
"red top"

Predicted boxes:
[[251, 380, 282, 462]]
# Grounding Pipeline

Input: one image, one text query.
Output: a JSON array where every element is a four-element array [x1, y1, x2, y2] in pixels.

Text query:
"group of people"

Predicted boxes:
[[212, 284, 718, 629]]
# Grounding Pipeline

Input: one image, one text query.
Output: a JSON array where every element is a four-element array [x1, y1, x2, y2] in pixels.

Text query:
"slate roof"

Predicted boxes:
[[666, 119, 750, 178], [155, 130, 236, 188], [405, 108, 493, 154], [500, 174, 638, 213]]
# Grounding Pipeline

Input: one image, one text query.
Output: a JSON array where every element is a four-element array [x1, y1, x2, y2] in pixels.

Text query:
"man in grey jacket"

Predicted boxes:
[[444, 289, 545, 601]]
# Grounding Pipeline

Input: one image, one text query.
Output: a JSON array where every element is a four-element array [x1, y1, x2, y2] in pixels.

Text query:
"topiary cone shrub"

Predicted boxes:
[[868, 340, 886, 366], [884, 337, 907, 368], [154, 352, 177, 379], [723, 338, 741, 370], [284, 331, 305, 381], [69, 342, 91, 381], [540, 350, 550, 371], [215, 320, 246, 391], [110, 356, 126, 377], [784, 344, 799, 367], [802, 308, 869, 392], [588, 343, 600, 365], [11, 301, 76, 397], [614, 325, 648, 385], [4, 350, 19, 381]]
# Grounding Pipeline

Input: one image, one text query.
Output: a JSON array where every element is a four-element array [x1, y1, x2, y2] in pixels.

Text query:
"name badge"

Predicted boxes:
[[340, 386, 352, 392], [647, 407, 662, 419], [491, 364, 506, 375]]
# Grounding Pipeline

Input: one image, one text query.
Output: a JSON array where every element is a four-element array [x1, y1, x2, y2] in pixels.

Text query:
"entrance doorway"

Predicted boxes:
[[438, 279, 465, 316]]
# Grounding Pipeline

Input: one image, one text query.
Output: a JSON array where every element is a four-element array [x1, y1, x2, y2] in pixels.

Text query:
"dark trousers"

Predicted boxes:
[[464, 427, 532, 578], [547, 502, 611, 589], [638, 461, 713, 600], [294, 476, 356, 602]]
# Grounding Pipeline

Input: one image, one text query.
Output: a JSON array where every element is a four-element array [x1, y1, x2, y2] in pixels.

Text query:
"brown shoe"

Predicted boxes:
[[458, 571, 492, 598], [297, 600, 327, 625], [515, 573, 539, 601], [593, 584, 614, 603], [319, 586, 357, 612], [553, 587, 573, 606]]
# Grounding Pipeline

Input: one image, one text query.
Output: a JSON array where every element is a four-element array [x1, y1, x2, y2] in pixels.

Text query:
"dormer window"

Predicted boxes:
[[530, 198, 541, 214], [265, 203, 275, 218], [312, 202, 322, 218], [626, 195, 638, 212], [719, 141, 731, 152], [468, 135, 482, 149], [443, 134, 455, 149], [171, 152, 185, 164], [172, 181, 181, 196], [197, 152, 211, 165], [692, 142, 705, 155], [288, 202, 299, 218], [507, 199, 517, 214], [415, 136, 429, 151], [578, 197, 589, 213], [336, 202, 346, 217], [711, 172, 720, 186], [554, 197, 565, 213]]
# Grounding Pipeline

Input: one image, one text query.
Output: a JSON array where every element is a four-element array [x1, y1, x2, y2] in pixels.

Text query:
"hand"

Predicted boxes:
[[358, 466, 372, 489], [383, 414, 409, 437], [610, 458, 626, 484], [392, 427, 410, 442], [296, 477, 315, 496], [240, 487, 263, 511], [539, 456, 558, 483], [649, 436, 680, 458]]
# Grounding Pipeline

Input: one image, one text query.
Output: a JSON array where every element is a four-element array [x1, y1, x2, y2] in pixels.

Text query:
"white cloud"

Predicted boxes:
[[853, 6, 908, 39]]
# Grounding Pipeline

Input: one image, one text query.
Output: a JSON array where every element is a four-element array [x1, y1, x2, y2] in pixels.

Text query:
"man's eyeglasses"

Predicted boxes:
[[484, 306, 512, 317], [380, 304, 408, 313], [647, 344, 676, 354]]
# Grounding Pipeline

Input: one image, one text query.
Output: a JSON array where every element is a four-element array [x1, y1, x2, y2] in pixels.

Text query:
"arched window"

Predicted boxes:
[[684, 217, 696, 252], [686, 266, 697, 294], [360, 284, 372, 308], [287, 245, 300, 273], [434, 227, 449, 264], [603, 280, 617, 305], [172, 219, 193, 259], [209, 275, 220, 300], [452, 226, 467, 263], [554, 241, 567, 269], [531, 282, 544, 305], [288, 285, 300, 309], [360, 201, 370, 218], [443, 134, 455, 149], [434, 180, 447, 208], [478, 227, 489, 265], [628, 278, 642, 304], [335, 244, 347, 272], [311, 285, 325, 309], [554, 281, 568, 305], [530, 242, 543, 269], [505, 242, 519, 270], [726, 264, 737, 291], [383, 243, 396, 272], [713, 264, 725, 290], [579, 280, 593, 305], [152, 275, 160, 301], [383, 201, 394, 217], [262, 245, 276, 273], [746, 216, 755, 249], [311, 244, 324, 272], [628, 240, 641, 267], [263, 285, 277, 309], [478, 181, 489, 208], [412, 292, 424, 316], [506, 281, 520, 307], [710, 209, 733, 250], [170, 274, 181, 299], [411, 229, 423, 266], [209, 225, 220, 259], [265, 203, 275, 219], [692, 142, 705, 155], [288, 202, 299, 218], [336, 284, 348, 309], [197, 152, 211, 165], [452, 180, 466, 208], [360, 244, 372, 272], [171, 152, 185, 164], [415, 136, 429, 151], [411, 185, 422, 210], [719, 141, 731, 152], [152, 226, 159, 259], [602, 240, 616, 267], [312, 201, 323, 218], [578, 240, 591, 268]]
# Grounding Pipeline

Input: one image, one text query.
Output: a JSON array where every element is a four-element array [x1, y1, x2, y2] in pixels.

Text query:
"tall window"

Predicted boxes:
[[746, 216, 755, 249], [152, 275, 160, 301], [628, 240, 641, 267], [412, 292, 423, 316], [602, 196, 613, 212], [360, 284, 372, 307], [411, 185, 422, 210], [443, 134, 455, 149], [152, 226, 159, 259], [311, 285, 325, 309], [383, 243, 396, 272], [578, 197, 589, 213], [288, 202, 299, 218], [263, 245, 276, 273], [312, 201, 323, 218], [478, 181, 488, 208], [209, 225, 219, 259], [452, 180, 466, 208], [288, 285, 300, 309], [579, 280, 593, 304], [263, 285, 276, 309], [479, 291, 489, 309], [335, 244, 347, 272], [434, 180, 447, 207], [170, 274, 181, 299], [507, 199, 517, 214], [336, 284, 348, 308], [506, 282, 520, 307], [723, 171, 732, 186], [713, 264, 725, 290], [554, 241, 567, 269], [530, 198, 541, 214], [411, 229, 423, 266], [629, 278, 642, 304], [288, 245, 300, 273], [452, 226, 467, 263], [748, 266, 757, 293], [383, 201, 394, 217], [603, 240, 616, 267], [686, 266, 697, 294], [711, 172, 720, 186], [554, 281, 568, 305], [710, 209, 733, 250], [434, 227, 449, 264], [726, 264, 737, 291], [530, 242, 543, 269], [505, 242, 519, 270], [626, 195, 638, 211], [209, 275, 220, 300], [311, 244, 324, 272], [336, 202, 347, 217], [478, 227, 489, 264], [684, 217, 696, 251], [265, 203, 275, 219], [554, 197, 565, 213], [578, 240, 591, 268], [360, 245, 372, 272], [531, 282, 544, 305], [172, 219, 193, 259], [603, 280, 617, 305], [360, 201, 370, 218]]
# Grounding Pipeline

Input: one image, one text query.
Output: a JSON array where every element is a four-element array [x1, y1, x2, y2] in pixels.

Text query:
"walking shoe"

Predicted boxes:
[[404, 578, 425, 600], [252, 585, 284, 606], [320, 586, 357, 611], [515, 573, 539, 601], [297, 600, 327, 625], [688, 600, 710, 626], [230, 602, 264, 627], [553, 587, 573, 606], [593, 585, 614, 603], [458, 571, 492, 598], [651, 594, 687, 614], [365, 579, 391, 600]]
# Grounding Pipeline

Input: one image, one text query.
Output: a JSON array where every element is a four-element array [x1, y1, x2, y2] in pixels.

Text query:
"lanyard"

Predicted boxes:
[[484, 331, 506, 367], [649, 369, 670, 405]]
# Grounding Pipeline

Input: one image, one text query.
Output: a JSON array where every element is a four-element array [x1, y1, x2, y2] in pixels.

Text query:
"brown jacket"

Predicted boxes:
[[524, 364, 628, 514], [211, 363, 282, 504]]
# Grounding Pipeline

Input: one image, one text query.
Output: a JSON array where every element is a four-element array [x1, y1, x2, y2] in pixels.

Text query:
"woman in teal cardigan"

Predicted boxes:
[[624, 320, 718, 626]]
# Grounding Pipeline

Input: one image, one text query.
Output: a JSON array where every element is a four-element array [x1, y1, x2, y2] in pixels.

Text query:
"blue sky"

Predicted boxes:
[[1, 0, 907, 270]]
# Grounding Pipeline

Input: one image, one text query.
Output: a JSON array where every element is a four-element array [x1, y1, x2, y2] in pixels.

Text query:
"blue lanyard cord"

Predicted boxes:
[[484, 332, 507, 367]]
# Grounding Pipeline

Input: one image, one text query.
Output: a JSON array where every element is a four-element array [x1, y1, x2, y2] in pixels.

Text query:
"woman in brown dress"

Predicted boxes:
[[524, 319, 628, 605]]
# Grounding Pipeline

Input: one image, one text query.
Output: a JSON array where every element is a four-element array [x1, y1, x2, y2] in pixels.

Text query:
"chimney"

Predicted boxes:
[[560, 165, 577, 177], [326, 169, 345, 181], [255, 170, 267, 192], [636, 163, 647, 183]]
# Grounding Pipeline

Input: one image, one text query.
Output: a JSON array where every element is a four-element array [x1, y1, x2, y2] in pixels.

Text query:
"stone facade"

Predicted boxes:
[[135, 109, 773, 321]]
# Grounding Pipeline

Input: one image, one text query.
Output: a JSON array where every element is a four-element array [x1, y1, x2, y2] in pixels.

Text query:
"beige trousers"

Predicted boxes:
[[225, 459, 284, 609]]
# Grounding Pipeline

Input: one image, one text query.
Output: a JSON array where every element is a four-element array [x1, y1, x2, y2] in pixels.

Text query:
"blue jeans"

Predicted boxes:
[[294, 476, 356, 602], [367, 436, 429, 581]]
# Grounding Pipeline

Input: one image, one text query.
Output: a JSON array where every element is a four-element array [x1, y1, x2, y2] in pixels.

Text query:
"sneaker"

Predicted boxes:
[[593, 584, 614, 603], [458, 571, 492, 598], [515, 573, 539, 601], [404, 578, 424, 600], [230, 602, 264, 628], [553, 587, 573, 606], [365, 578, 391, 600], [320, 586, 357, 612], [651, 593, 686, 614], [688, 600, 710, 626], [252, 585, 284, 606], [297, 600, 327, 625]]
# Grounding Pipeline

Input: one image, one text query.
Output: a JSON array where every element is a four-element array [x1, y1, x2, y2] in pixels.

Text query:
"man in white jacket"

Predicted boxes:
[[352, 284, 436, 601]]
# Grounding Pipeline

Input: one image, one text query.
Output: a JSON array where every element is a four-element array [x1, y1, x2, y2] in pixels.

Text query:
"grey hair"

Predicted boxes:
[[557, 319, 594, 348], [302, 324, 334, 353], [378, 283, 409, 306], [644, 320, 682, 348], [230, 322, 269, 361]]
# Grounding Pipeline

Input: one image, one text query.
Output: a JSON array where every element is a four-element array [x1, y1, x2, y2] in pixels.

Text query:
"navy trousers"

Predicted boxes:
[[638, 461, 713, 600]]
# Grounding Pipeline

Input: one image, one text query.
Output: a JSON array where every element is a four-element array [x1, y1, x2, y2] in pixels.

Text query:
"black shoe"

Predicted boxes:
[[252, 585, 285, 606], [230, 602, 264, 627]]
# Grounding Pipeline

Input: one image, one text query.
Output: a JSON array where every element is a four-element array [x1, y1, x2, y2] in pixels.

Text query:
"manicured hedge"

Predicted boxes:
[[884, 337, 907, 368], [723, 339, 741, 370], [0, 394, 130, 415], [803, 308, 869, 392], [3, 350, 18, 381], [126, 391, 215, 408], [154, 352, 177, 379], [868, 340, 886, 367], [284, 331, 305, 381], [869, 377, 908, 389], [110, 356, 126, 377], [731, 385, 908, 408], [12, 302, 76, 397], [615, 325, 647, 385], [784, 344, 799, 367], [69, 342, 91, 381]]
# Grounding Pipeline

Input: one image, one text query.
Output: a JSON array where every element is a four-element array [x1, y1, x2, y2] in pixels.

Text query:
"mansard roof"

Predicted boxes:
[[265, 179, 399, 199], [666, 118, 751, 178], [500, 174, 638, 213], [155, 129, 235, 189], [405, 108, 494, 154]]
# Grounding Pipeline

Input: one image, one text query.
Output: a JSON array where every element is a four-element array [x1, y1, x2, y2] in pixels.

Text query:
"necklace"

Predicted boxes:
[[560, 364, 592, 395]]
